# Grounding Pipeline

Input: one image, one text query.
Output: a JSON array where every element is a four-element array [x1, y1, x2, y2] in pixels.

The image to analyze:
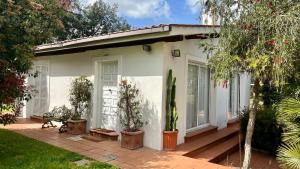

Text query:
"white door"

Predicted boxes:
[[100, 61, 118, 130], [186, 63, 209, 130], [29, 65, 49, 116]]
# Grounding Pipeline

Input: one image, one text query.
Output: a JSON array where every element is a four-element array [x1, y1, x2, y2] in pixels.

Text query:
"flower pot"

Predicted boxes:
[[121, 130, 144, 150], [163, 130, 178, 151], [67, 119, 87, 135]]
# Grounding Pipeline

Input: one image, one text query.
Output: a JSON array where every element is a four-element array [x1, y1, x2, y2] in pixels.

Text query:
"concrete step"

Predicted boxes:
[[178, 126, 240, 157], [193, 134, 241, 162], [184, 125, 218, 143]]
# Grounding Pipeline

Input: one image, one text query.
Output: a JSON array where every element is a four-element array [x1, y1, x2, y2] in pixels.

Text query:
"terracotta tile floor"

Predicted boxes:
[[1, 119, 231, 169]]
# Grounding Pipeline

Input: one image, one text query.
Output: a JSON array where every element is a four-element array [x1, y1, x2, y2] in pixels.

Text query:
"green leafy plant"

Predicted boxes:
[[69, 76, 93, 120], [0, 0, 65, 125], [165, 69, 178, 131], [57, 0, 131, 41], [240, 107, 282, 155], [118, 80, 143, 132], [277, 98, 300, 169], [201, 1, 300, 168], [51, 105, 72, 121]]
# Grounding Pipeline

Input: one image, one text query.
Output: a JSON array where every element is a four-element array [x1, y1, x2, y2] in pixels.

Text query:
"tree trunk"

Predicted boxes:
[[242, 78, 260, 169]]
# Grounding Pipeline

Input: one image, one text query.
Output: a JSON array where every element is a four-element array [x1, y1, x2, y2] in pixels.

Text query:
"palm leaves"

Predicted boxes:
[[277, 143, 300, 169], [277, 98, 300, 169]]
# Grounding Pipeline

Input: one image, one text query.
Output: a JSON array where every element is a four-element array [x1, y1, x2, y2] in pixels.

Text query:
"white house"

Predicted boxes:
[[22, 24, 251, 150]]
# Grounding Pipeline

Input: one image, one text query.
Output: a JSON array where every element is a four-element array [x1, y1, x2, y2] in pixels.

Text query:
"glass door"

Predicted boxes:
[[229, 77, 239, 119], [186, 63, 209, 130]]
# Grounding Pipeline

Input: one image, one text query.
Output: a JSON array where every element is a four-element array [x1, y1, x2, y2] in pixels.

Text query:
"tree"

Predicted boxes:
[[201, 0, 300, 168], [56, 0, 130, 40], [0, 0, 65, 124]]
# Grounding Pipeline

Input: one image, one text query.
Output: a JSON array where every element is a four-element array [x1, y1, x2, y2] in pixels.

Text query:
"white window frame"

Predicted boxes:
[[185, 55, 210, 133], [229, 76, 240, 120]]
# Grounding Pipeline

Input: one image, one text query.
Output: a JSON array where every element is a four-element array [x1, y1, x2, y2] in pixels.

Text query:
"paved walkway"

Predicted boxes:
[[2, 119, 231, 169]]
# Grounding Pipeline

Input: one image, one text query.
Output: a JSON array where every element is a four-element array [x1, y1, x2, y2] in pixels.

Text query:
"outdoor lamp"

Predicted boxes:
[[171, 49, 181, 57], [142, 45, 152, 52]]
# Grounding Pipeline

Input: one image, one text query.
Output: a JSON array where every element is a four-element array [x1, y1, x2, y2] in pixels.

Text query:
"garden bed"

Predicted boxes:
[[217, 149, 281, 169]]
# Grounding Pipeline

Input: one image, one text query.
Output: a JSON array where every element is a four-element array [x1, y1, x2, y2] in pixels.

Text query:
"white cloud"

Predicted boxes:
[[87, 0, 170, 19], [186, 0, 201, 14]]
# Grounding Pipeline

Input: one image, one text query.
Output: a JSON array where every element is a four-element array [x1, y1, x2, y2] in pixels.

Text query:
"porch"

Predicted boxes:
[[2, 118, 231, 169]]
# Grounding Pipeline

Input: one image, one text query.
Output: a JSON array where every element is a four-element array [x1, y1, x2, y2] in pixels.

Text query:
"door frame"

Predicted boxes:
[[27, 60, 50, 117], [92, 56, 122, 128], [228, 76, 240, 120], [184, 55, 210, 133]]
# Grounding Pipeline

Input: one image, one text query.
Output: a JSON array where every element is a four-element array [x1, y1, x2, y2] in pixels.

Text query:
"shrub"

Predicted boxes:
[[240, 107, 283, 155], [69, 76, 93, 120], [118, 80, 143, 132], [51, 105, 72, 121]]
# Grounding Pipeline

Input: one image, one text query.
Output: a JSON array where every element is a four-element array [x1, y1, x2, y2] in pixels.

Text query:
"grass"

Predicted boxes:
[[0, 129, 118, 169]]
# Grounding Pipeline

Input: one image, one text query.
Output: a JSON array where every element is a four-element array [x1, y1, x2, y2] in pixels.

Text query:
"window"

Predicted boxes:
[[229, 76, 240, 119], [186, 62, 209, 130]]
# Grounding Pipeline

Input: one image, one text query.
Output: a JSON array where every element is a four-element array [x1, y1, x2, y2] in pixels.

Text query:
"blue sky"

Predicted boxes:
[[85, 0, 203, 28]]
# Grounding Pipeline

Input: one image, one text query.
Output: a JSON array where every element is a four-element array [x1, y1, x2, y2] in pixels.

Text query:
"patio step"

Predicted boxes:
[[184, 125, 218, 143], [178, 126, 240, 158], [193, 134, 241, 162], [227, 118, 240, 128], [30, 115, 43, 123]]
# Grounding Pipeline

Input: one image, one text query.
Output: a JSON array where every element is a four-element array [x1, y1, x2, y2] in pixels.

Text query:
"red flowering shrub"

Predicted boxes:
[[0, 61, 26, 125], [0, 73, 26, 105]]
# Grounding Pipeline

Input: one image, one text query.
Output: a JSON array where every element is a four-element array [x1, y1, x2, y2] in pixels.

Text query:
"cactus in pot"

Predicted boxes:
[[166, 69, 178, 131], [163, 69, 179, 151]]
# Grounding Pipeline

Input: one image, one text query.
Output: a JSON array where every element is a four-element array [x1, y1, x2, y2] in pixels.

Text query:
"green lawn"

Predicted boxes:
[[0, 129, 118, 169]]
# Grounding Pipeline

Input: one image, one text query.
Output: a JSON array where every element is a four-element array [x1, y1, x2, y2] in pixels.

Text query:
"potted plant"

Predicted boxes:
[[118, 80, 144, 150], [68, 76, 93, 135], [163, 69, 178, 151]]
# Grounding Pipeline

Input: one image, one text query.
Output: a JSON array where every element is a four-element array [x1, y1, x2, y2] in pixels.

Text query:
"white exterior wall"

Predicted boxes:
[[162, 39, 218, 145], [26, 43, 165, 150], [162, 38, 251, 145], [239, 73, 251, 109], [24, 35, 251, 150]]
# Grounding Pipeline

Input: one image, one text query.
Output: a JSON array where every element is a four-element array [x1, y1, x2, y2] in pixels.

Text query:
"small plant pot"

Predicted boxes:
[[67, 119, 87, 135], [121, 130, 144, 150], [163, 130, 178, 151]]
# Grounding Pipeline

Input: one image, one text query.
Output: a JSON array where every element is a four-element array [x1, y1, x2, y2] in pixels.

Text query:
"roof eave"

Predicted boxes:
[[36, 25, 171, 51]]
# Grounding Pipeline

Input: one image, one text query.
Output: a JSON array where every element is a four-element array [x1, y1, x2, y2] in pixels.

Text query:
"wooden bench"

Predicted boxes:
[[42, 106, 72, 133]]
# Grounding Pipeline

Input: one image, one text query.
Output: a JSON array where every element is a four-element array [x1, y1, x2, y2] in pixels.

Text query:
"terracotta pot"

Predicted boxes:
[[67, 119, 87, 135], [121, 130, 144, 150], [163, 130, 178, 151]]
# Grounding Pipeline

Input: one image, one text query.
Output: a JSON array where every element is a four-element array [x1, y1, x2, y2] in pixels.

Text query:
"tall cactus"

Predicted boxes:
[[165, 69, 178, 131]]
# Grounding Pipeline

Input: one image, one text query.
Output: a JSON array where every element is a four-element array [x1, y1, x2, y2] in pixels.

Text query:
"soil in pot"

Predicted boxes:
[[163, 130, 178, 151], [67, 119, 87, 135], [121, 130, 144, 150]]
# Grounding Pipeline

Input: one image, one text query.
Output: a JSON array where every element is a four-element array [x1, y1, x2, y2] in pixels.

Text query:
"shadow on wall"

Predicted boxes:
[[142, 99, 161, 149]]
